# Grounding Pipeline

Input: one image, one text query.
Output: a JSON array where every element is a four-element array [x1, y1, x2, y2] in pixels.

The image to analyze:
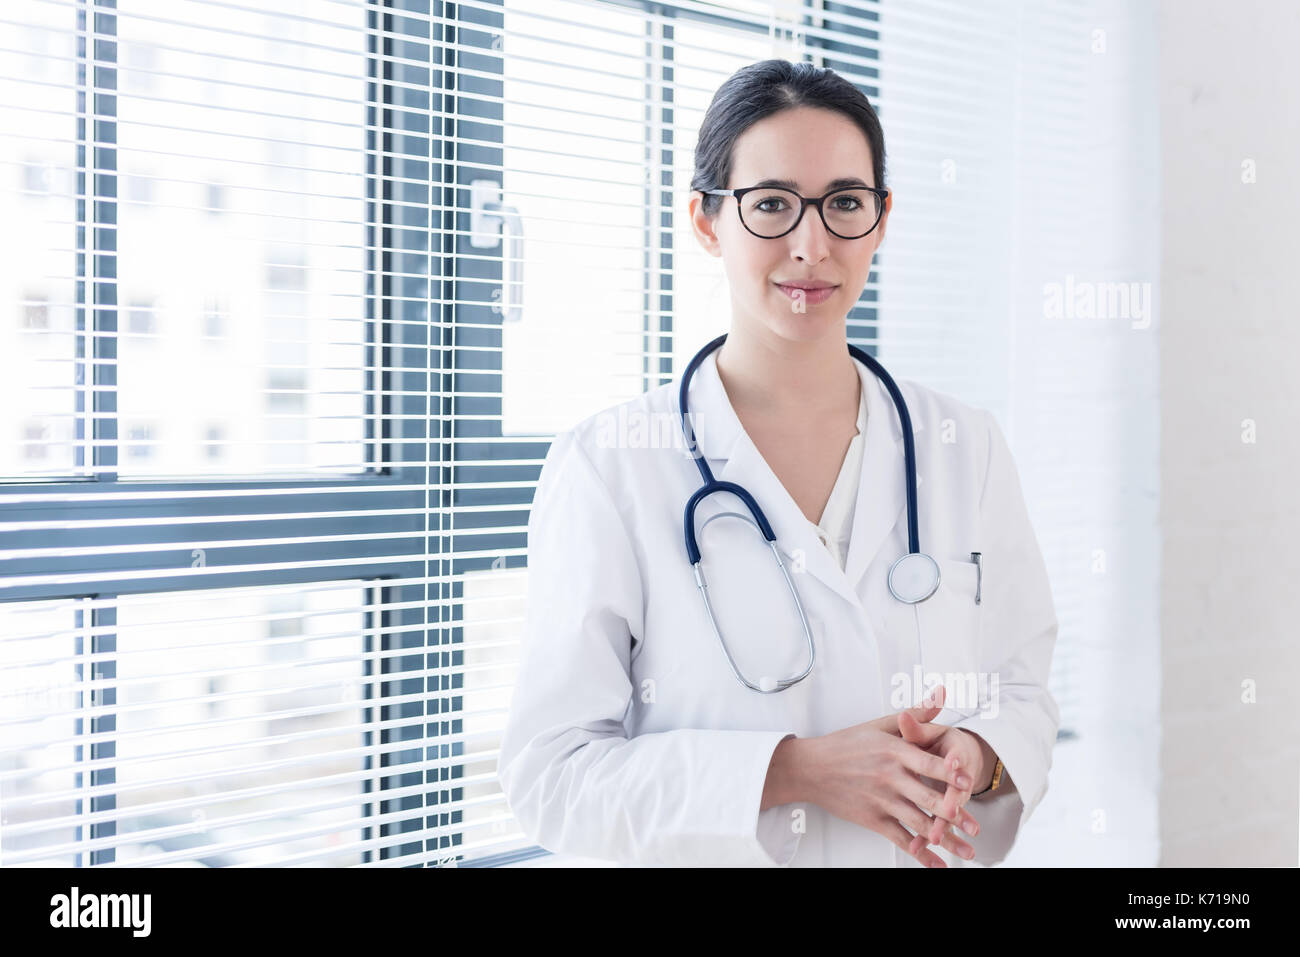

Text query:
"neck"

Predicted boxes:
[[715, 325, 859, 418]]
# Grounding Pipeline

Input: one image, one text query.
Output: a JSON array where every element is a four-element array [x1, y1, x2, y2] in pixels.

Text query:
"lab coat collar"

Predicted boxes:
[[679, 347, 921, 610]]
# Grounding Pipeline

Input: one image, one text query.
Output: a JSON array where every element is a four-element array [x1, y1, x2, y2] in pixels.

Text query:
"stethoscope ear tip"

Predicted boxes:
[[757, 676, 778, 693]]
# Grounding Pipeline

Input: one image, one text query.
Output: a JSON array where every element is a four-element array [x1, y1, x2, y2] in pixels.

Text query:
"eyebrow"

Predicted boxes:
[[753, 176, 871, 192]]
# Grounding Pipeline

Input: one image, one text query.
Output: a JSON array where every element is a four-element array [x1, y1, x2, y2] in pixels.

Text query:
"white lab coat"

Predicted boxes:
[[498, 348, 1060, 867]]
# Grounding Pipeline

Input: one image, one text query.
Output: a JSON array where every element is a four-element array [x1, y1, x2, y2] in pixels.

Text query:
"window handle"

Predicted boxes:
[[470, 179, 526, 323]]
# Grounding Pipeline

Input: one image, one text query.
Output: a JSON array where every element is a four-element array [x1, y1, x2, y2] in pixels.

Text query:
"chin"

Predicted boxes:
[[738, 289, 844, 342], [767, 313, 842, 343]]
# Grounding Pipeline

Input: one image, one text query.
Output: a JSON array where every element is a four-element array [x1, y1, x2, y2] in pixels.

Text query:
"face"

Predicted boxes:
[[689, 106, 891, 344]]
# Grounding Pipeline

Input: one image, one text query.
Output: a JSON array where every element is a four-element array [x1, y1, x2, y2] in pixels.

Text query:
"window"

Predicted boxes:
[[120, 171, 154, 204], [123, 422, 156, 462], [204, 181, 226, 214], [22, 295, 50, 331], [0, 0, 431, 866], [0, 586, 373, 866], [22, 421, 51, 462], [202, 424, 225, 462], [23, 160, 52, 195], [125, 300, 156, 336], [3, 0, 1140, 869], [0, 0, 881, 870], [202, 297, 226, 340]]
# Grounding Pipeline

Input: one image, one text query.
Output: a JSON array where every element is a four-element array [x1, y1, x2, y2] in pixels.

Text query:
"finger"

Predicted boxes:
[[929, 757, 973, 843], [912, 816, 977, 862], [924, 783, 966, 845], [915, 780, 982, 837], [893, 738, 968, 789], [902, 760, 970, 847], [898, 710, 948, 747], [909, 829, 971, 865], [883, 819, 946, 868], [874, 710, 935, 737], [882, 689, 946, 738], [904, 686, 946, 723], [894, 799, 975, 860], [930, 759, 972, 842], [899, 771, 963, 827], [931, 786, 964, 842], [921, 684, 946, 711]]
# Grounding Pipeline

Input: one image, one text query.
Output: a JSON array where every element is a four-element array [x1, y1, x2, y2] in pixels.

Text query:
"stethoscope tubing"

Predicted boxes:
[[676, 333, 935, 693], [678, 333, 922, 560]]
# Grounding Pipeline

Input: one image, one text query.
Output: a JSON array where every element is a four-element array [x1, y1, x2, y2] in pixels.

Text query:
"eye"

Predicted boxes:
[[832, 195, 863, 211], [754, 197, 788, 213]]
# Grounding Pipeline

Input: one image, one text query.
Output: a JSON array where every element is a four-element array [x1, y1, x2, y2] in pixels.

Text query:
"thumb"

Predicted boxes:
[[879, 687, 947, 737], [904, 684, 946, 724], [899, 709, 948, 748]]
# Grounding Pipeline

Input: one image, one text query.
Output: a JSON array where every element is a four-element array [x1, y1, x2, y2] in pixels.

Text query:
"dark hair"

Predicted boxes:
[[690, 59, 887, 218]]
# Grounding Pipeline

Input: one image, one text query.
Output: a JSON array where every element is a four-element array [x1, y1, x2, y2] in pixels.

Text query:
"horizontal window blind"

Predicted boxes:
[[0, 0, 858, 869], [2, 0, 1144, 868]]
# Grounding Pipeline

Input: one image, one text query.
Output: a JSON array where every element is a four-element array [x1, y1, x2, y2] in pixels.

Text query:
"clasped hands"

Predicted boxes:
[[889, 684, 992, 866], [765, 684, 994, 867], [857, 686, 987, 863]]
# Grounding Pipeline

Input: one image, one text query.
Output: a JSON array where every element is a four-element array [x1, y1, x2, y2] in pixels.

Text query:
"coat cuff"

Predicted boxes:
[[754, 733, 806, 866], [948, 709, 1047, 865], [634, 728, 805, 867]]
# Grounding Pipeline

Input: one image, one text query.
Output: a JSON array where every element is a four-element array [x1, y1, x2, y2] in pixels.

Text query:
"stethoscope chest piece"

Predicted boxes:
[[888, 551, 941, 604]]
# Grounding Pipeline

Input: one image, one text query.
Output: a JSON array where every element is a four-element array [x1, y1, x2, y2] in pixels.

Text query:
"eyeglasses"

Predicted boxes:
[[703, 185, 889, 240]]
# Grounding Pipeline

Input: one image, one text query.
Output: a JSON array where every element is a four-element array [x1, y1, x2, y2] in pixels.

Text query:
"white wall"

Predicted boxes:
[[1158, 0, 1300, 867], [881, 0, 1163, 866]]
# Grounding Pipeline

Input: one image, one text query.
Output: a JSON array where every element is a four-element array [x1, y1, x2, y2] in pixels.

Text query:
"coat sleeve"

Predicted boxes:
[[497, 429, 803, 867], [947, 409, 1061, 866]]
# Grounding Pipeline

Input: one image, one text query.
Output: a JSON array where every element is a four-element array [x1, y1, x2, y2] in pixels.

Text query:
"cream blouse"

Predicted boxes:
[[810, 376, 868, 570]]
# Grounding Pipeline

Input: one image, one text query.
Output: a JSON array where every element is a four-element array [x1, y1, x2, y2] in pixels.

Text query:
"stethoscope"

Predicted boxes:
[[678, 333, 940, 694]]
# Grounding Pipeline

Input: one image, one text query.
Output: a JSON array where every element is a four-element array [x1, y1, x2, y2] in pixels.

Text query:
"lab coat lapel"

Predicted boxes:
[[842, 360, 919, 591], [681, 349, 872, 610], [716, 437, 862, 608]]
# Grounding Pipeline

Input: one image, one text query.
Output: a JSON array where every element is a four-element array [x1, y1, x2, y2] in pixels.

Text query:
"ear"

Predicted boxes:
[[875, 188, 892, 245], [688, 190, 723, 258]]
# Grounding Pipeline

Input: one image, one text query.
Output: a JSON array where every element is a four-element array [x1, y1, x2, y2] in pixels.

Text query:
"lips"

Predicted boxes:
[[774, 281, 838, 305]]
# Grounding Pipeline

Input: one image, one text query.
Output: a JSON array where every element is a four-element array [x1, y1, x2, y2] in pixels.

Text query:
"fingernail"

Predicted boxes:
[[962, 819, 978, 836], [960, 846, 974, 860], [956, 773, 971, 788]]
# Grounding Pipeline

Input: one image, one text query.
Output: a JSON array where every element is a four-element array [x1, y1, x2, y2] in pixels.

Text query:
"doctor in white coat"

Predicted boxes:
[[498, 59, 1060, 868]]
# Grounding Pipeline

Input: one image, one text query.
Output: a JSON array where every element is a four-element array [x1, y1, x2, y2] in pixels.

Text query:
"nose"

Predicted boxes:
[[788, 200, 832, 264]]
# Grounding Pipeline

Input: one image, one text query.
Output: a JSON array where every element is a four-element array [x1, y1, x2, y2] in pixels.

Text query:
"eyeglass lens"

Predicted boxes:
[[739, 187, 882, 238]]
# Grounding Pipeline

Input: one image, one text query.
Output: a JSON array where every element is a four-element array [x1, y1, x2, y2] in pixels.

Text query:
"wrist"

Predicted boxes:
[[761, 734, 811, 810], [966, 731, 998, 794]]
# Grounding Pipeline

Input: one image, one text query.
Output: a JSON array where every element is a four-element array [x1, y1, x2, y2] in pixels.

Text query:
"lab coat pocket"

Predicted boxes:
[[909, 558, 986, 718]]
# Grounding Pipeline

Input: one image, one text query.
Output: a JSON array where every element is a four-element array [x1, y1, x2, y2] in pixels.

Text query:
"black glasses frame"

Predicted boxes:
[[703, 185, 890, 239]]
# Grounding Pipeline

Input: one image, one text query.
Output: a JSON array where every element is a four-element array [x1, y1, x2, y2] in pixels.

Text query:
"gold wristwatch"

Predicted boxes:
[[973, 757, 1003, 795]]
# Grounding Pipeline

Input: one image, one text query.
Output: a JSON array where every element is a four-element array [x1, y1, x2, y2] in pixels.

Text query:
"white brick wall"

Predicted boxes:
[[1158, 0, 1300, 867]]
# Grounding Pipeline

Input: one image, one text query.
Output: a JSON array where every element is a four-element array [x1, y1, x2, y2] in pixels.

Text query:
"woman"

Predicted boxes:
[[498, 59, 1060, 868]]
